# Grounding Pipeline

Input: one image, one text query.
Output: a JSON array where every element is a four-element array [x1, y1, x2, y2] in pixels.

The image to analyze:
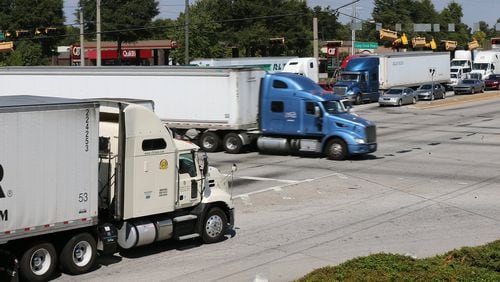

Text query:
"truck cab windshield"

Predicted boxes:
[[340, 73, 360, 82], [323, 101, 347, 114], [473, 63, 489, 70]]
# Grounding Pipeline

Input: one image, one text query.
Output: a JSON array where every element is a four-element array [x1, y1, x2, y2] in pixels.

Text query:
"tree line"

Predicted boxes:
[[0, 0, 499, 66]]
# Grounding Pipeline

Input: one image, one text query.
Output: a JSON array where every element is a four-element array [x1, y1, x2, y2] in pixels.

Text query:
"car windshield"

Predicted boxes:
[[419, 85, 432, 90], [488, 74, 500, 80], [323, 101, 347, 114], [340, 73, 360, 82], [385, 89, 403, 95]]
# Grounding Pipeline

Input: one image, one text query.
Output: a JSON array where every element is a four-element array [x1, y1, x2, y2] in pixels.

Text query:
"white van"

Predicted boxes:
[[470, 51, 500, 80]]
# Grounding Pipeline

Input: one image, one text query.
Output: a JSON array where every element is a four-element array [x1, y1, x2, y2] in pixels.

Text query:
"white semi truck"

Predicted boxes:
[[449, 50, 473, 88], [470, 51, 500, 80], [0, 95, 234, 281]]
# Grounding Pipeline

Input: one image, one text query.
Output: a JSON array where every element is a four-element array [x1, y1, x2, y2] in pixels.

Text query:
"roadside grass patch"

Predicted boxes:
[[297, 240, 500, 281]]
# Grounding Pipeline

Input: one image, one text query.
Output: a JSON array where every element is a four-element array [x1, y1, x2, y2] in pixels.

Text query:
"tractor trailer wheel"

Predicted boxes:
[[222, 133, 243, 154], [200, 131, 221, 152], [59, 232, 97, 275], [325, 138, 347, 160], [19, 242, 57, 282], [202, 207, 228, 244]]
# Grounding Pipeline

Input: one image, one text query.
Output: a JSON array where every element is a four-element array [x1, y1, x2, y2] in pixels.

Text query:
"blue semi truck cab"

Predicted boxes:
[[256, 72, 377, 160], [333, 56, 380, 105]]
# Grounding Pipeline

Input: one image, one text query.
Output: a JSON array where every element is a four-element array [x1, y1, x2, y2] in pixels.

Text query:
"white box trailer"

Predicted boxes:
[[0, 67, 265, 130], [0, 96, 100, 243], [378, 52, 451, 90]]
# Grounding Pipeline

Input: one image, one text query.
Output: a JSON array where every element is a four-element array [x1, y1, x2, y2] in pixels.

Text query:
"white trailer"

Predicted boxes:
[[0, 95, 234, 281], [378, 52, 451, 90], [0, 67, 263, 129], [190, 56, 297, 72]]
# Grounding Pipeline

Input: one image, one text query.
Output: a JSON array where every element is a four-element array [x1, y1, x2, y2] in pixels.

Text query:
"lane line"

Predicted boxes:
[[233, 172, 349, 199]]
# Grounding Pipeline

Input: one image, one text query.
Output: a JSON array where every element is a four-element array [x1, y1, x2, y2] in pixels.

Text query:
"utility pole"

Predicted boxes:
[[313, 17, 319, 60], [184, 0, 189, 64], [351, 2, 356, 55], [96, 0, 102, 66], [79, 10, 85, 66]]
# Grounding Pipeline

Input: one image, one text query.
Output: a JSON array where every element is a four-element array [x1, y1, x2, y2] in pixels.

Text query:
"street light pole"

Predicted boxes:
[[351, 2, 356, 55], [96, 0, 101, 66]]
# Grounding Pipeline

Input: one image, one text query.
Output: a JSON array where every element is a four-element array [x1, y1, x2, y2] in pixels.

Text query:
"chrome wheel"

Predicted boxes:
[[72, 241, 93, 267], [30, 249, 52, 275]]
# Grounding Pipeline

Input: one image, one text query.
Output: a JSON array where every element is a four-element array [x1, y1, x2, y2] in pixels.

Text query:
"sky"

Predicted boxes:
[[64, 0, 500, 29]]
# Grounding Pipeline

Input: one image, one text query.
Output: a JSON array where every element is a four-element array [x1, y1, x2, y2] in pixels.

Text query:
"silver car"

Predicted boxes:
[[416, 83, 446, 100], [453, 79, 485, 94], [379, 87, 418, 106]]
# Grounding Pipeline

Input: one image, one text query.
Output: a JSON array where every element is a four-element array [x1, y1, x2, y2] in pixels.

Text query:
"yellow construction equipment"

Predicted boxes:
[[412, 37, 426, 48], [379, 29, 398, 41], [0, 41, 14, 53], [425, 38, 437, 50], [468, 39, 479, 50], [441, 40, 457, 51], [392, 33, 409, 46]]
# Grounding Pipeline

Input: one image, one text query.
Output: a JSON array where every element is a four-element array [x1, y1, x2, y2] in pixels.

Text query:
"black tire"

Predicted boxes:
[[202, 207, 228, 244], [199, 131, 221, 152], [354, 94, 362, 105], [397, 99, 402, 106], [19, 242, 57, 282], [325, 138, 347, 160], [59, 233, 97, 275], [222, 133, 243, 154]]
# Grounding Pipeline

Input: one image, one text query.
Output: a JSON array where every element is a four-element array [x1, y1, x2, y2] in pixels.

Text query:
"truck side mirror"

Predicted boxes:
[[202, 152, 209, 177]]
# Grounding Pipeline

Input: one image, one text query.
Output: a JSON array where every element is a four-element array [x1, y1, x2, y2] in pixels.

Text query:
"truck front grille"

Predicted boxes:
[[333, 86, 347, 96], [365, 125, 376, 143]]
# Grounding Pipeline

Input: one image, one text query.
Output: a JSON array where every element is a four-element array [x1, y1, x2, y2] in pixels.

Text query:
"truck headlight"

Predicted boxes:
[[354, 138, 366, 144]]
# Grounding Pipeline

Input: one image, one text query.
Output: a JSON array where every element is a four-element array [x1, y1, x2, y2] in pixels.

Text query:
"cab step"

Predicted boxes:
[[173, 214, 197, 222], [176, 233, 200, 240]]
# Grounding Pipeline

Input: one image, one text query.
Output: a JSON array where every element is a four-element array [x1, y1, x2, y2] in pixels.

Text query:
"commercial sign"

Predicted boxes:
[[326, 47, 337, 57]]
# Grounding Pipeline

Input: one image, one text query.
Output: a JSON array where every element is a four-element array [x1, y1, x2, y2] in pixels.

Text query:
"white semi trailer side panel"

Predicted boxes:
[[379, 52, 450, 90], [0, 67, 265, 130], [0, 96, 99, 243]]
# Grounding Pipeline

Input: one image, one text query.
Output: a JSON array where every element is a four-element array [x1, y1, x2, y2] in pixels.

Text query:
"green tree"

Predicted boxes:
[[174, 0, 315, 60], [79, 0, 159, 64], [438, 2, 471, 50], [170, 0, 225, 64], [0, 0, 65, 64], [2, 41, 47, 66]]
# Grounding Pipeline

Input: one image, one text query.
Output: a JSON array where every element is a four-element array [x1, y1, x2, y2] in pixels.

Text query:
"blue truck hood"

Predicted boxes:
[[334, 112, 374, 127]]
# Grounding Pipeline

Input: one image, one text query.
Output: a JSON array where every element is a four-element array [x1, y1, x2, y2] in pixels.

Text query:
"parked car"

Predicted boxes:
[[453, 79, 485, 94], [484, 74, 500, 90], [379, 87, 418, 106], [416, 83, 446, 100]]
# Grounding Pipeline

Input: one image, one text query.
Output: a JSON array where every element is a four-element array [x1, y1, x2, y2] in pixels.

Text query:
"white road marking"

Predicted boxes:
[[238, 176, 300, 183], [233, 172, 349, 199]]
